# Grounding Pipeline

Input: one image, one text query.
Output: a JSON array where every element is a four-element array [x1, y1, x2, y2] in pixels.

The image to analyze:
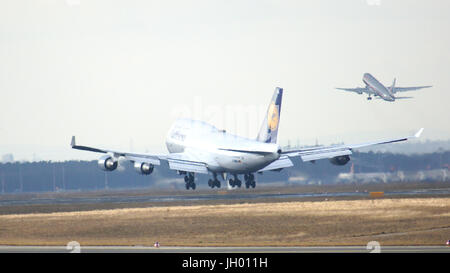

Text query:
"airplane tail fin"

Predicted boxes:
[[256, 87, 283, 143], [389, 78, 396, 94]]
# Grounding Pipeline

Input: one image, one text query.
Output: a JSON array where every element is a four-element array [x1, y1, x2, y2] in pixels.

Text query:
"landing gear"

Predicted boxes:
[[208, 172, 221, 189], [367, 96, 372, 100], [244, 173, 256, 189], [184, 172, 196, 190], [208, 179, 221, 188], [228, 174, 242, 188]]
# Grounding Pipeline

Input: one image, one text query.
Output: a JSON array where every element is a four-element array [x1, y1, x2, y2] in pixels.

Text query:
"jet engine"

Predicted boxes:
[[329, 155, 350, 166], [98, 155, 118, 171], [134, 162, 154, 175]]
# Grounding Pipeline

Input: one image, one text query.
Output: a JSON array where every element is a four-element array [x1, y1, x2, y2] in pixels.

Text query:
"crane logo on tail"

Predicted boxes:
[[256, 87, 283, 144], [267, 102, 279, 131]]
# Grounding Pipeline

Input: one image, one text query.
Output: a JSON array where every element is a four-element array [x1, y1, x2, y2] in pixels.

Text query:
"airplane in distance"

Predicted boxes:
[[336, 73, 432, 101], [71, 87, 424, 190]]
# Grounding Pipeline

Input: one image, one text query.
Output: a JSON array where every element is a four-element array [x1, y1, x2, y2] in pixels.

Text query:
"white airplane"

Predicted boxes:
[[336, 73, 432, 101], [71, 87, 424, 190]]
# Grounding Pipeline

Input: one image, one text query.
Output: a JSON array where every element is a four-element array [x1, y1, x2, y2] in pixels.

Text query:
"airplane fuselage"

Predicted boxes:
[[165, 119, 281, 174], [362, 73, 395, 102]]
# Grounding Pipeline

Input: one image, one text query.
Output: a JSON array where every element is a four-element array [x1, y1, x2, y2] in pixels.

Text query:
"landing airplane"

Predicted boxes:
[[336, 73, 432, 101], [71, 87, 424, 190]]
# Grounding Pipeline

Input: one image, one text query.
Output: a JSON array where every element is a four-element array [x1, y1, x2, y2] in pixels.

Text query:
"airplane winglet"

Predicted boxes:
[[414, 128, 424, 138], [70, 136, 108, 153]]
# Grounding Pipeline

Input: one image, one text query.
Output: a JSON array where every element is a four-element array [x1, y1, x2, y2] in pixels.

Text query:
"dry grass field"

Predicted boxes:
[[0, 197, 449, 246]]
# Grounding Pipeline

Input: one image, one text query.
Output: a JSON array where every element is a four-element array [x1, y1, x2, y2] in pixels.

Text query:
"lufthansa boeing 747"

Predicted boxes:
[[71, 87, 423, 190], [336, 73, 432, 101]]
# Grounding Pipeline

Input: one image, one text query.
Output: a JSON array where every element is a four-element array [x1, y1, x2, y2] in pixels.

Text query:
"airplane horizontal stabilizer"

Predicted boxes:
[[218, 148, 276, 155], [258, 156, 293, 172]]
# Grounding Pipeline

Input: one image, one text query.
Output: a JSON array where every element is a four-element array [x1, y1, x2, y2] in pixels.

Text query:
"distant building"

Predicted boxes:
[[1, 154, 14, 163]]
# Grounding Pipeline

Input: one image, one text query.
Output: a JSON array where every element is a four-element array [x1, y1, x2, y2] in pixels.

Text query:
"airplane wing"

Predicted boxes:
[[281, 128, 424, 162], [335, 87, 368, 94], [70, 136, 209, 174], [374, 96, 414, 100], [393, 96, 414, 100], [392, 86, 432, 93]]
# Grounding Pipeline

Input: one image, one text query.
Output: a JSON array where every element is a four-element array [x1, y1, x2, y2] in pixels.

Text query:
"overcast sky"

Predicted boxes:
[[1, 0, 449, 161]]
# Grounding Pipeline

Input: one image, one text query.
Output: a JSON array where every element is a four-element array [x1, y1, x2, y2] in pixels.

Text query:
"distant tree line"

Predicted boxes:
[[0, 151, 448, 193]]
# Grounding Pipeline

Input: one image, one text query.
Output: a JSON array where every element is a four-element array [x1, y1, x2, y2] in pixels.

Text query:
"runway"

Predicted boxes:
[[1, 245, 449, 253], [1, 187, 450, 207]]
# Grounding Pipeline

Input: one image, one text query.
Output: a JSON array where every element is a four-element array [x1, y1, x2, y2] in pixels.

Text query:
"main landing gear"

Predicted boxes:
[[228, 174, 242, 188], [228, 173, 256, 189], [182, 172, 257, 190], [244, 173, 256, 189], [208, 172, 221, 189], [184, 172, 196, 190]]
